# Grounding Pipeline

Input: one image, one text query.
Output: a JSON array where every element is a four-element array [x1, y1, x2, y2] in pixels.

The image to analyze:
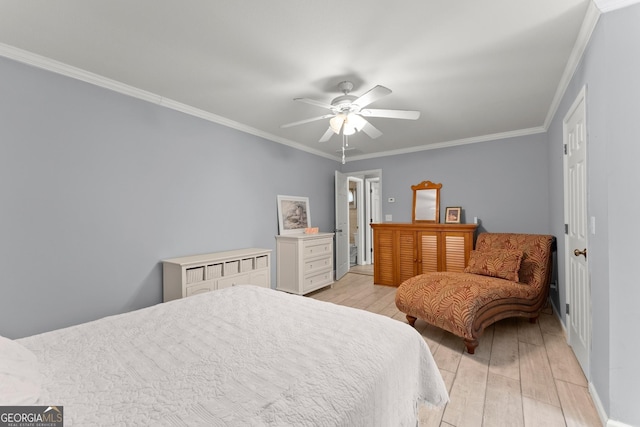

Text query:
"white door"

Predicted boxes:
[[335, 171, 349, 280], [367, 179, 381, 264], [350, 178, 364, 266], [564, 86, 590, 377]]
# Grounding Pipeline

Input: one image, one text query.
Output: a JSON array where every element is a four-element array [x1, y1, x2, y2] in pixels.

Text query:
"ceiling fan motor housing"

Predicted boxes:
[[331, 94, 358, 112], [338, 81, 354, 93]]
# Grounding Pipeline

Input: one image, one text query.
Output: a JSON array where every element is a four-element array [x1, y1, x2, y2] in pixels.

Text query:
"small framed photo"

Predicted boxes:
[[445, 207, 462, 224], [277, 195, 311, 235]]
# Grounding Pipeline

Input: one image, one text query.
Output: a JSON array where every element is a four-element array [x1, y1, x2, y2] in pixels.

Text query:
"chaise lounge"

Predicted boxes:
[[395, 233, 556, 354]]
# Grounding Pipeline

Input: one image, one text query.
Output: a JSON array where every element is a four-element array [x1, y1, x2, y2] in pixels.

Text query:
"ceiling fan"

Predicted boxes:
[[281, 81, 421, 142]]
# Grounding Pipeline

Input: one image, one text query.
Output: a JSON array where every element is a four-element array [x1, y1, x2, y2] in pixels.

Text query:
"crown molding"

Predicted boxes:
[[345, 126, 547, 163], [0, 43, 339, 162], [6, 41, 538, 165], [543, 1, 601, 130], [157, 97, 339, 162], [0, 42, 548, 164], [0, 43, 163, 105], [593, 0, 640, 12]]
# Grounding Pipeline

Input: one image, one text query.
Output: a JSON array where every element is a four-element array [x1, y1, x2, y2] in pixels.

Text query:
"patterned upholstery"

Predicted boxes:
[[396, 233, 554, 353]]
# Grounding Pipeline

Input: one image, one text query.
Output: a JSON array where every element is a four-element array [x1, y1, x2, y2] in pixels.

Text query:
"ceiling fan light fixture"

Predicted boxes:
[[343, 125, 357, 136], [329, 114, 346, 134], [330, 113, 366, 135], [347, 113, 366, 132], [342, 113, 366, 136]]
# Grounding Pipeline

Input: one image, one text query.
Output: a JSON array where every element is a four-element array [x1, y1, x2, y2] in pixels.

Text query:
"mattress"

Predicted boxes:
[[15, 285, 447, 426]]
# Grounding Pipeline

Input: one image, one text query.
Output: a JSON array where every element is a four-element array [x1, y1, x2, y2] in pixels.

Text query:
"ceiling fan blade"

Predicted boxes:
[[294, 97, 335, 110], [361, 119, 383, 139], [319, 127, 335, 142], [281, 114, 334, 128], [352, 85, 392, 109], [360, 108, 421, 120]]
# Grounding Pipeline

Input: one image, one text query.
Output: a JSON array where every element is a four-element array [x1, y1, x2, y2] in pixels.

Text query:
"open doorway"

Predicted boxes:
[[336, 169, 381, 276]]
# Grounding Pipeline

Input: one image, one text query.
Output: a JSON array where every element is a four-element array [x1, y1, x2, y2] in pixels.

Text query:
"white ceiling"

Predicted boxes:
[[0, 0, 608, 162]]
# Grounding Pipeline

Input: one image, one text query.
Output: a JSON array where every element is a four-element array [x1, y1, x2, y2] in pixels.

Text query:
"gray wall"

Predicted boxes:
[[0, 57, 338, 339], [343, 133, 551, 235], [546, 5, 640, 425], [604, 7, 640, 423], [547, 8, 611, 420]]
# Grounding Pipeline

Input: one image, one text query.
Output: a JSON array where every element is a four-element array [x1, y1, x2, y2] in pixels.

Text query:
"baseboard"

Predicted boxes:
[[550, 302, 618, 426], [607, 419, 634, 427], [589, 382, 609, 426], [588, 376, 636, 427], [549, 299, 568, 337]]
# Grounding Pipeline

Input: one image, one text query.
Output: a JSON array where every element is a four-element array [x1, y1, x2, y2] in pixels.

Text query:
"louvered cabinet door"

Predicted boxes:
[[396, 230, 418, 284], [442, 231, 473, 272], [373, 228, 395, 285], [417, 231, 440, 273]]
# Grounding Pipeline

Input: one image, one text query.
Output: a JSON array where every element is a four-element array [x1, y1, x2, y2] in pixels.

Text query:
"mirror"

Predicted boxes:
[[412, 181, 442, 223]]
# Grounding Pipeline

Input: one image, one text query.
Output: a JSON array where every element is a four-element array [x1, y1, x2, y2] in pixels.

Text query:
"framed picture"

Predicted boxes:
[[445, 207, 462, 224], [277, 195, 311, 235]]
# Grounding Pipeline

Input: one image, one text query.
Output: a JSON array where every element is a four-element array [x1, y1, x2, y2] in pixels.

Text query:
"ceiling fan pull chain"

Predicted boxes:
[[341, 133, 346, 164]]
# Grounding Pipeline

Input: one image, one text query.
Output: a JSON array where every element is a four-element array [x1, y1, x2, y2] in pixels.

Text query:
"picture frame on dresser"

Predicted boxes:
[[277, 195, 311, 235], [445, 207, 462, 224]]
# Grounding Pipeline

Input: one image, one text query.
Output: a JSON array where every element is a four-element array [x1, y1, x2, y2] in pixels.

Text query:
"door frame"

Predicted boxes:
[[335, 171, 350, 280], [335, 169, 382, 272], [365, 176, 382, 264]]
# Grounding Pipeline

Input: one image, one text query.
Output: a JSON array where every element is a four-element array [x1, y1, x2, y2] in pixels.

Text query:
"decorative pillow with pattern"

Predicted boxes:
[[464, 249, 524, 282]]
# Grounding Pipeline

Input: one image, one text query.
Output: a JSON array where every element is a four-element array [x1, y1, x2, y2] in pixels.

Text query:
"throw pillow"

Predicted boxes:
[[464, 249, 524, 282]]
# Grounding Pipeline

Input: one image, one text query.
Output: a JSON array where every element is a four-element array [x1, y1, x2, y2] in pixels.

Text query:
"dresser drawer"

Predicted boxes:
[[303, 238, 333, 259], [303, 270, 333, 293], [186, 281, 216, 297], [217, 273, 251, 290], [304, 256, 332, 277]]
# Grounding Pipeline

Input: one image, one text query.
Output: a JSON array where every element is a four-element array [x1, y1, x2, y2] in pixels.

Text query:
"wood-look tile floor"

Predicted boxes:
[[308, 269, 602, 427]]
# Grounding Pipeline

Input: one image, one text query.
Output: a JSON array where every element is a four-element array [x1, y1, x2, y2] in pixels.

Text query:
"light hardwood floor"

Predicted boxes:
[[309, 269, 602, 427]]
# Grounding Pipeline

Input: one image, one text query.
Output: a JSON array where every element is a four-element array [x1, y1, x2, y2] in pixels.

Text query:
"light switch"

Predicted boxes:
[[590, 216, 596, 235], [385, 214, 393, 222]]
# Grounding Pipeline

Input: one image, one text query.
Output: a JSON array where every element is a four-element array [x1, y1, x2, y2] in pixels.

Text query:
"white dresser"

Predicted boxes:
[[162, 248, 271, 302], [275, 233, 334, 295]]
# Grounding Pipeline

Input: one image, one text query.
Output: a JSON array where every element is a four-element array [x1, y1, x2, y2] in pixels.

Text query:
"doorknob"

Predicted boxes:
[[573, 248, 587, 259]]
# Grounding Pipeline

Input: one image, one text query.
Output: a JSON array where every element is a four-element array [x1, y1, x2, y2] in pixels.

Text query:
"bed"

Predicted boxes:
[[3, 285, 447, 426]]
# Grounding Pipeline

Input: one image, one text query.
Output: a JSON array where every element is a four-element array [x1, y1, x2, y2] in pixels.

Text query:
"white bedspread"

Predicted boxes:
[[18, 285, 447, 426]]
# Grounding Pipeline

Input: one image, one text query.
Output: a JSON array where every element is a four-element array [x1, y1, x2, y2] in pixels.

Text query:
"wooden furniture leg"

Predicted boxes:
[[464, 338, 479, 354], [406, 315, 417, 327]]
